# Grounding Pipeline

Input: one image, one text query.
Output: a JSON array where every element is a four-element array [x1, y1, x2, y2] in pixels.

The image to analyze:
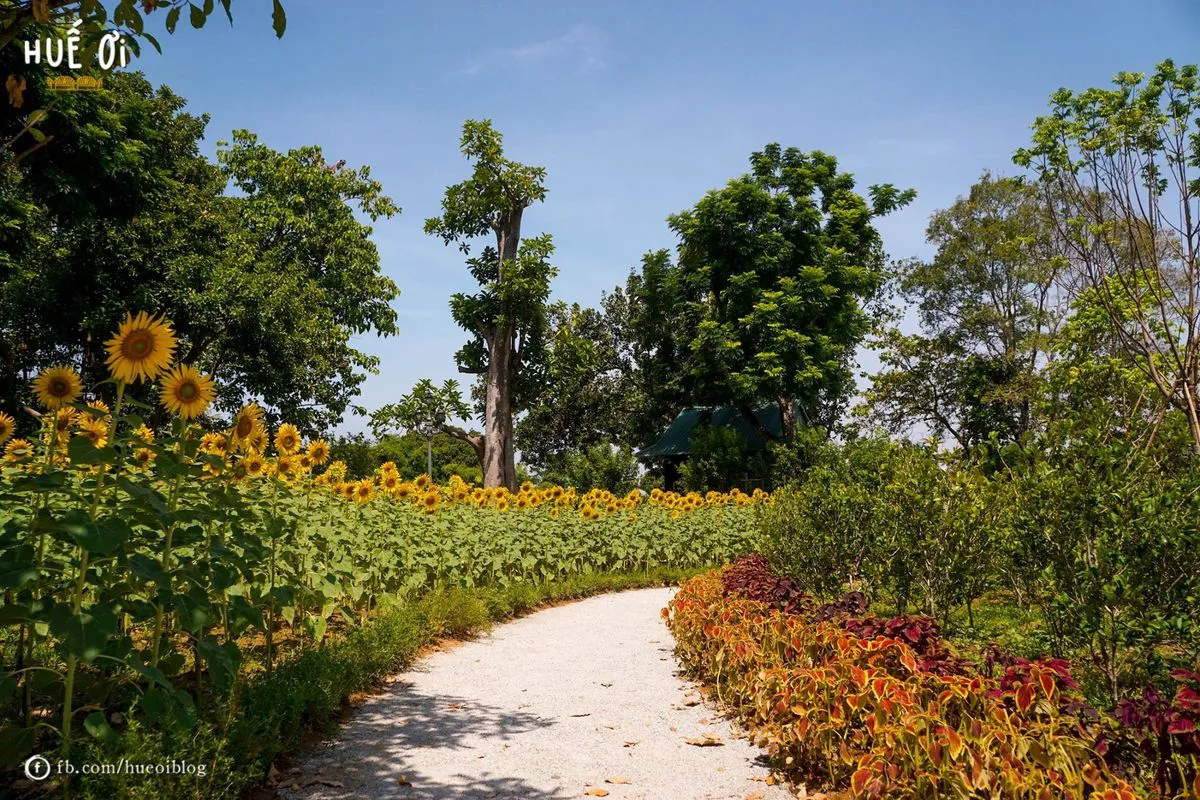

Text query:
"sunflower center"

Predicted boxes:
[[236, 417, 253, 438], [122, 330, 154, 360], [49, 378, 69, 397], [178, 382, 198, 401]]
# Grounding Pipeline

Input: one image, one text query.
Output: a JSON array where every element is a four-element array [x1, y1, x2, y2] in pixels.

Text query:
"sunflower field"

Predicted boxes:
[[0, 312, 763, 773]]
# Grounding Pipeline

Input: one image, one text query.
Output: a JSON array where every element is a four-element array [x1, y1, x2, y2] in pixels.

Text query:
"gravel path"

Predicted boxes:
[[277, 587, 795, 800]]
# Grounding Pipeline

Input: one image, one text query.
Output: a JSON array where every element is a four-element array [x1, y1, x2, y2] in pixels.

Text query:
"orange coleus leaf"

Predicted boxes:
[[872, 677, 888, 699], [1038, 670, 1055, 699], [851, 768, 873, 794], [1015, 683, 1035, 713], [900, 649, 918, 672], [946, 727, 964, 760]]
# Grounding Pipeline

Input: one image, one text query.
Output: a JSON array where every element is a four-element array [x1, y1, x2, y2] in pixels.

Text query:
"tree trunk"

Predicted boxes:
[[483, 324, 516, 490], [777, 396, 797, 439], [479, 212, 523, 491]]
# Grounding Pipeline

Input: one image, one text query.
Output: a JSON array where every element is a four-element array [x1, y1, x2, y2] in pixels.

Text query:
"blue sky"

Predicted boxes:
[[133, 0, 1200, 437]]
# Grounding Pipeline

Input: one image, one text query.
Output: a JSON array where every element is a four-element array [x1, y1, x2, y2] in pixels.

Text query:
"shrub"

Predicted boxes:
[[665, 565, 1140, 798]]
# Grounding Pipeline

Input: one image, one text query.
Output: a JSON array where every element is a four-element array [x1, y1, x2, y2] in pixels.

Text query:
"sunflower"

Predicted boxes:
[[421, 491, 439, 513], [131, 424, 155, 445], [414, 473, 429, 489], [353, 479, 375, 503], [340, 481, 356, 500], [85, 399, 111, 422], [274, 423, 301, 455], [0, 411, 14, 445], [77, 416, 108, 447], [3, 438, 33, 462], [51, 408, 78, 443], [105, 312, 177, 384], [380, 472, 400, 491], [133, 447, 156, 469], [298, 453, 313, 472], [159, 363, 215, 420], [306, 438, 330, 466], [229, 404, 266, 452], [378, 461, 398, 477], [274, 455, 298, 481], [515, 495, 529, 509], [495, 497, 509, 512], [243, 452, 267, 476], [326, 460, 347, 481], [32, 364, 82, 409], [200, 432, 228, 455]]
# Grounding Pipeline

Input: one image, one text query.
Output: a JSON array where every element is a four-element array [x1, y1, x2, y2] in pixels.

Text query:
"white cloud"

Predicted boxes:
[[460, 24, 606, 76]]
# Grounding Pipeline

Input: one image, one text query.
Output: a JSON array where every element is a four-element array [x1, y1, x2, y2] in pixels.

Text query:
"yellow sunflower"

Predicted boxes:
[[229, 404, 265, 452], [325, 460, 347, 481], [77, 416, 108, 448], [421, 490, 439, 513], [3, 438, 33, 462], [298, 453, 313, 472], [353, 479, 375, 503], [104, 312, 177, 384], [414, 473, 429, 489], [306, 438, 330, 466], [243, 452, 267, 476], [159, 363, 215, 420], [200, 432, 228, 455], [86, 400, 111, 421], [131, 424, 155, 445], [274, 423, 301, 455], [0, 411, 14, 445], [51, 407, 78, 443], [32, 364, 82, 409], [133, 447, 156, 469], [274, 455, 298, 481]]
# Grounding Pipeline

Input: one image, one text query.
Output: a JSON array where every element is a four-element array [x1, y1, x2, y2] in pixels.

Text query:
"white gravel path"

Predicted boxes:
[[276, 587, 795, 800]]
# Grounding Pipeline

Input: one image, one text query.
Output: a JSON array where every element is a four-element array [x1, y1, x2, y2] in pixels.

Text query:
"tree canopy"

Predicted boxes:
[[0, 71, 399, 435]]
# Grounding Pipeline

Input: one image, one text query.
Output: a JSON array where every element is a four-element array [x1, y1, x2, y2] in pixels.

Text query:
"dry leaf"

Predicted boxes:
[[605, 776, 630, 784], [31, 0, 50, 23], [745, 793, 765, 800], [585, 790, 609, 797], [668, 725, 678, 732], [682, 697, 701, 706], [447, 703, 465, 709], [570, 712, 591, 717], [600, 682, 612, 687], [623, 740, 639, 747], [397, 775, 411, 786], [684, 733, 724, 747], [7, 75, 26, 108]]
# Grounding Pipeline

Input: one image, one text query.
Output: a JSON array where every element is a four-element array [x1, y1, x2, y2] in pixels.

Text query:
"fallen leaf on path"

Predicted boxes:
[[623, 740, 639, 747], [668, 725, 678, 732], [600, 682, 612, 687], [605, 724, 619, 729], [585, 789, 609, 797], [606, 776, 630, 784], [447, 703, 465, 709], [570, 712, 591, 717], [745, 792, 765, 800], [685, 733, 724, 747], [682, 697, 701, 706], [397, 775, 411, 786]]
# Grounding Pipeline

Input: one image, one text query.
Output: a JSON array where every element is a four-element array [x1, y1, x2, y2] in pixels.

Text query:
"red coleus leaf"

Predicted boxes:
[[1167, 716, 1196, 735], [1015, 683, 1035, 713]]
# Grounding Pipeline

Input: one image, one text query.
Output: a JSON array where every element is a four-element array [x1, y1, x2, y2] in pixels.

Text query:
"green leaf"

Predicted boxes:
[[165, 5, 181, 32], [143, 31, 162, 54], [189, 3, 205, 28], [47, 604, 117, 663], [219, 0, 232, 23], [197, 639, 240, 692], [56, 511, 132, 555], [84, 711, 119, 745], [272, 0, 286, 37]]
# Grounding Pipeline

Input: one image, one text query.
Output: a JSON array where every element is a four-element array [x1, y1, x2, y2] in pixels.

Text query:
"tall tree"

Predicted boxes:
[[370, 378, 475, 477], [862, 174, 1066, 448], [425, 119, 556, 490], [1014, 59, 1200, 453], [634, 144, 914, 440]]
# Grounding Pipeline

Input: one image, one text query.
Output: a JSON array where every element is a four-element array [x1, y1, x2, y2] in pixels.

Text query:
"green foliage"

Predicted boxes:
[[326, 432, 481, 482], [758, 434, 1200, 710], [0, 73, 400, 435], [1014, 58, 1200, 453], [862, 174, 1061, 450], [534, 440, 640, 494], [628, 144, 915, 440], [680, 424, 770, 493]]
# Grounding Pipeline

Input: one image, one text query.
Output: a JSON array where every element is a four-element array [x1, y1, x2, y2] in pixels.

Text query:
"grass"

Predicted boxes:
[[54, 567, 702, 800]]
